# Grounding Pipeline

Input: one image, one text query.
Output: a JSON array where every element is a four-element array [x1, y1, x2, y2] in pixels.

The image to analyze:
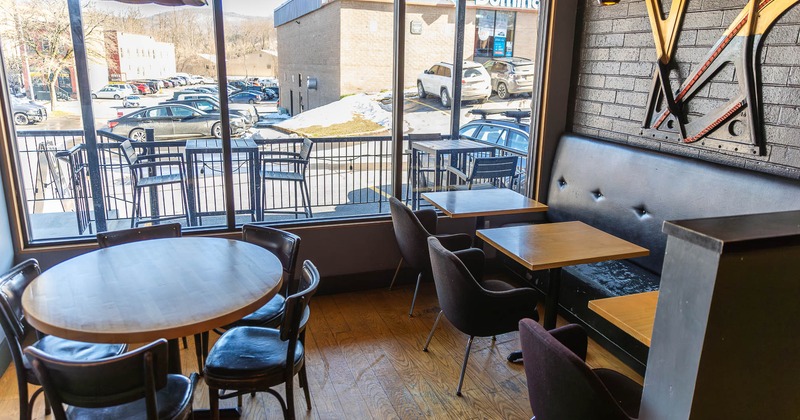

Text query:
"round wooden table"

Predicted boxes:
[[22, 237, 283, 373]]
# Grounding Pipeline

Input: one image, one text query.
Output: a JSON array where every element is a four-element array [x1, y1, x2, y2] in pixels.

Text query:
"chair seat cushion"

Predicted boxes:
[[261, 171, 304, 181], [204, 326, 304, 387], [226, 295, 285, 329], [24, 336, 127, 383], [563, 260, 660, 298], [593, 368, 643, 418], [138, 173, 183, 187], [66, 374, 194, 420]]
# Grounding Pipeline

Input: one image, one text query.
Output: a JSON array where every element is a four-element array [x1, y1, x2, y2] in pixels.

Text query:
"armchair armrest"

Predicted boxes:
[[261, 158, 307, 165], [130, 160, 185, 171], [436, 233, 473, 252], [261, 151, 302, 158], [136, 152, 185, 161], [549, 323, 588, 361], [445, 165, 469, 181]]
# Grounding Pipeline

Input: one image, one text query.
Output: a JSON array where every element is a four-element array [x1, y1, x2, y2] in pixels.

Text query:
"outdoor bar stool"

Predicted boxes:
[[445, 155, 519, 190], [0, 259, 128, 420], [260, 138, 314, 219], [120, 140, 191, 228]]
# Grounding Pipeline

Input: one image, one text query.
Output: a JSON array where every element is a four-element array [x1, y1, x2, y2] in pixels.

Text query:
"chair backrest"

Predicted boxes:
[[427, 237, 505, 337], [518, 318, 634, 420], [24, 339, 170, 420], [0, 259, 41, 370], [120, 140, 141, 182], [96, 223, 182, 248], [120, 140, 139, 167], [466, 155, 519, 188], [298, 138, 314, 161], [280, 260, 320, 344], [389, 197, 438, 273], [242, 224, 301, 297]]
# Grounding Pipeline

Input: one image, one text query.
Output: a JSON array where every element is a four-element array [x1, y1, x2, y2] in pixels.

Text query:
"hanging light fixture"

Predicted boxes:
[[597, 0, 621, 5]]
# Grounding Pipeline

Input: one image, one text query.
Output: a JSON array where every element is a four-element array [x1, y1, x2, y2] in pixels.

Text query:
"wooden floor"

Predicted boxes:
[[0, 283, 641, 420]]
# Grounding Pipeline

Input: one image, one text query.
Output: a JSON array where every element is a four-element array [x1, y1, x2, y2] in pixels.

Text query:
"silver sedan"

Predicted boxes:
[[107, 104, 246, 141]]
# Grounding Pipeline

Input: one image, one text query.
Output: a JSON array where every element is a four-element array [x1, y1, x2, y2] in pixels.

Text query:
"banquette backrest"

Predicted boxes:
[[547, 134, 800, 275]]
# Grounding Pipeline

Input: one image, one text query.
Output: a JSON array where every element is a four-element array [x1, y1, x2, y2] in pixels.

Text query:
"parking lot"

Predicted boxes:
[[23, 85, 530, 139]]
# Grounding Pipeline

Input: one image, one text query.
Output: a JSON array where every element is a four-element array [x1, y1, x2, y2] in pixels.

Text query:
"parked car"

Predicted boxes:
[[229, 91, 263, 104], [164, 93, 259, 125], [10, 97, 47, 125], [107, 104, 246, 141], [162, 98, 256, 128], [459, 109, 530, 154], [91, 85, 129, 100], [123, 95, 141, 108], [482, 57, 535, 99], [417, 61, 491, 107]]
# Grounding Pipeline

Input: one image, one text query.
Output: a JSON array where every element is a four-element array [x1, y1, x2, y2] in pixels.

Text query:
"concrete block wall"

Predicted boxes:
[[571, 0, 800, 179], [277, 1, 343, 110]]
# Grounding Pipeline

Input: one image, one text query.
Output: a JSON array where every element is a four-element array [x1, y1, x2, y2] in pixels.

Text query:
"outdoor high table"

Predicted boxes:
[[185, 139, 261, 226], [477, 221, 649, 330], [410, 139, 496, 208], [22, 237, 283, 375]]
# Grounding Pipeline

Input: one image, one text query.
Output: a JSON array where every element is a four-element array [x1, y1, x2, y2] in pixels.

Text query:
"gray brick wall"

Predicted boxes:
[[571, 0, 800, 179]]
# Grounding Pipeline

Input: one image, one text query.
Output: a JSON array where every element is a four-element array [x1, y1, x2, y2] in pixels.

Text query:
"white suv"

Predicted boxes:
[[417, 61, 491, 108]]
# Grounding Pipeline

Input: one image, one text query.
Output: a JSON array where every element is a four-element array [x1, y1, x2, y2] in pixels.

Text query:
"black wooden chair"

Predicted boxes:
[[96, 224, 203, 372], [445, 155, 519, 190], [260, 138, 314, 219], [519, 318, 643, 419], [204, 260, 320, 420], [0, 259, 127, 420], [24, 339, 197, 420], [388, 196, 472, 317], [200, 224, 303, 363], [96, 223, 182, 248], [120, 139, 190, 228], [425, 237, 538, 396]]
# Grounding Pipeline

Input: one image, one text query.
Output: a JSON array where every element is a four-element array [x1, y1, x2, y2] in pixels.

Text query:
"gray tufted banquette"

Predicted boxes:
[[543, 134, 800, 370]]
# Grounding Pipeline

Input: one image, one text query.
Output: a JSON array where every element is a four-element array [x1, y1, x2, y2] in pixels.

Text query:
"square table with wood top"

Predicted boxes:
[[477, 221, 649, 330], [589, 291, 658, 347], [423, 188, 548, 248]]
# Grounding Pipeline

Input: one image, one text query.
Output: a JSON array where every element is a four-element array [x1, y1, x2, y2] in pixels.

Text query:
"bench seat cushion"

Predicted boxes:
[[563, 260, 660, 298]]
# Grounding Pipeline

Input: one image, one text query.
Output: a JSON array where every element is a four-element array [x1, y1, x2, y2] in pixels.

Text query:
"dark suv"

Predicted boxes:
[[482, 57, 535, 100]]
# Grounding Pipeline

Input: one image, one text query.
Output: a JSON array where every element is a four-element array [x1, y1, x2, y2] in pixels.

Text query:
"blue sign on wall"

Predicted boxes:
[[493, 36, 506, 56]]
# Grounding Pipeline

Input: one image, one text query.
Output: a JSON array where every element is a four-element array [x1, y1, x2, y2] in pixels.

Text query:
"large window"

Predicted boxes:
[[475, 10, 517, 58], [0, 0, 538, 245]]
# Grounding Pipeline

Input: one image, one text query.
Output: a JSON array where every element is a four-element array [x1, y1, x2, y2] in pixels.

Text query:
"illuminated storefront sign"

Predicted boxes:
[[474, 0, 539, 10]]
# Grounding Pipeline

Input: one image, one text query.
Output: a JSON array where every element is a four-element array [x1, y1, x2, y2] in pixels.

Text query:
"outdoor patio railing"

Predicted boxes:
[[15, 129, 527, 238]]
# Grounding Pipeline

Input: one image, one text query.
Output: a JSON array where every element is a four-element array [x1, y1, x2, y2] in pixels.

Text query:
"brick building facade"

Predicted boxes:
[[571, 0, 800, 178], [276, 0, 539, 114]]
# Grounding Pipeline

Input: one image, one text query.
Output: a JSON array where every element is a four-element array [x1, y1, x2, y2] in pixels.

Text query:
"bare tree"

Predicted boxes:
[[0, 0, 104, 111]]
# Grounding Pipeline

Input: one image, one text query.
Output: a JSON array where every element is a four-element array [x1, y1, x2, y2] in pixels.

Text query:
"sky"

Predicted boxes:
[[96, 0, 284, 18]]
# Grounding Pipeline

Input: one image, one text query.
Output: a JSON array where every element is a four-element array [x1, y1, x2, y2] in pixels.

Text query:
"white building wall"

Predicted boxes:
[[116, 33, 177, 79]]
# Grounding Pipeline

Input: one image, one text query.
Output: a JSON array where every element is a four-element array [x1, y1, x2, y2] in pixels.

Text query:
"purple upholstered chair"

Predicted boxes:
[[518, 318, 643, 420]]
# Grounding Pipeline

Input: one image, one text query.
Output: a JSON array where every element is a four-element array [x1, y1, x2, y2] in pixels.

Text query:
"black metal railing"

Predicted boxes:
[[15, 130, 526, 238]]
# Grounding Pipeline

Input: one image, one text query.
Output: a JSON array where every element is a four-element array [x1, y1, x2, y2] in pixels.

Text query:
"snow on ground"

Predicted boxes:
[[275, 93, 391, 131]]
